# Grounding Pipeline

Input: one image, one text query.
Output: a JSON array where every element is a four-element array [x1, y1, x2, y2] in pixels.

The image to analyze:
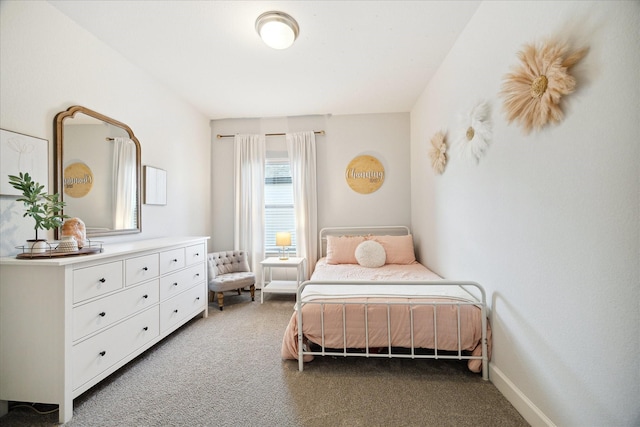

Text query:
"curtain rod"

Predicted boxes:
[[216, 130, 325, 139]]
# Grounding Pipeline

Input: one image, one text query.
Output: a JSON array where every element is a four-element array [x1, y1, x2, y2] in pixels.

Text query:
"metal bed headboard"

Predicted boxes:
[[318, 226, 410, 258]]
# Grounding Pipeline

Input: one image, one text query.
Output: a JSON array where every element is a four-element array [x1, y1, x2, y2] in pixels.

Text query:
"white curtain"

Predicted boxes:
[[112, 137, 136, 229], [286, 131, 318, 279], [234, 134, 266, 283]]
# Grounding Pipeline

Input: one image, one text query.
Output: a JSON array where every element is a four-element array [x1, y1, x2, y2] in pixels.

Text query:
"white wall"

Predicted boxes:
[[410, 1, 639, 426], [0, 1, 212, 256], [210, 113, 411, 254]]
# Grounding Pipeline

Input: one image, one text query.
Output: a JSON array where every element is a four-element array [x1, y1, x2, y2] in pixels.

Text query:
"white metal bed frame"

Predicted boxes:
[[295, 226, 489, 380]]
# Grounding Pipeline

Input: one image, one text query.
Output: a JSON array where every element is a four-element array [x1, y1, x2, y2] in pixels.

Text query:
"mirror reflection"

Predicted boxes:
[[55, 106, 141, 237]]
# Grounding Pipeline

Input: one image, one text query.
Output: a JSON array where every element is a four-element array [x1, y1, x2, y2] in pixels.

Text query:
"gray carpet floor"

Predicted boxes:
[[0, 291, 528, 426]]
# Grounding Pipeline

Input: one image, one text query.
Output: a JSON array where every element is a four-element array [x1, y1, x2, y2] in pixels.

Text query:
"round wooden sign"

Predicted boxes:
[[345, 155, 385, 194], [63, 162, 94, 198]]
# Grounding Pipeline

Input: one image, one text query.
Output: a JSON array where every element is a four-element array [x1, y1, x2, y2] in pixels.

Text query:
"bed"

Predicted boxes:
[[281, 226, 491, 380]]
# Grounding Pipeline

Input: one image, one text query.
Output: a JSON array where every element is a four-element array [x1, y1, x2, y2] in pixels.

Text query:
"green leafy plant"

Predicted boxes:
[[8, 172, 68, 241]]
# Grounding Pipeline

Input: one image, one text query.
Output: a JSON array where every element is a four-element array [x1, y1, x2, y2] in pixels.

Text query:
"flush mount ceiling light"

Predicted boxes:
[[255, 11, 299, 50]]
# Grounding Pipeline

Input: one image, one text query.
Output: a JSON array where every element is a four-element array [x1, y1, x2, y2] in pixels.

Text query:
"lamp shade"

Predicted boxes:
[[275, 232, 291, 246], [255, 11, 299, 50]]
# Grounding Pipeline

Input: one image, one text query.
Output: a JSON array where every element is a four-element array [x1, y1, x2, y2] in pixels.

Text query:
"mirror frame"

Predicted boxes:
[[54, 105, 142, 238]]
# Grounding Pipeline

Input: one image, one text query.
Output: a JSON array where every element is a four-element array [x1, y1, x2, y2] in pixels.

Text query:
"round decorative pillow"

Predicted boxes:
[[355, 240, 386, 268]]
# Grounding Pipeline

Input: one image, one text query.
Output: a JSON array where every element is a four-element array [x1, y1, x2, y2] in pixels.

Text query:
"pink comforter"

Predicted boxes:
[[281, 259, 492, 373]]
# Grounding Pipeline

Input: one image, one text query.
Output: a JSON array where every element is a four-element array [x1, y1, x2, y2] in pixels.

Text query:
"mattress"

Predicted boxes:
[[303, 258, 477, 301]]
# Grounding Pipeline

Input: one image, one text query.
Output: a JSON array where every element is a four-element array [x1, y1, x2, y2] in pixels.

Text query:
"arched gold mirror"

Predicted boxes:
[[55, 106, 141, 237]]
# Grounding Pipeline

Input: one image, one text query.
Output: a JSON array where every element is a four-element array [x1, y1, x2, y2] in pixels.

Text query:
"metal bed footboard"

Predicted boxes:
[[296, 280, 489, 380]]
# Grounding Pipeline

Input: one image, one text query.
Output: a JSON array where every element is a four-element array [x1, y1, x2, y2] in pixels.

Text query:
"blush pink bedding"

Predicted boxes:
[[281, 259, 492, 373], [311, 257, 437, 281]]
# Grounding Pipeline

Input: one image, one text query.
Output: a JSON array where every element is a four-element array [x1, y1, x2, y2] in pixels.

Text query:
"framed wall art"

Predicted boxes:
[[144, 165, 167, 205], [0, 129, 49, 195]]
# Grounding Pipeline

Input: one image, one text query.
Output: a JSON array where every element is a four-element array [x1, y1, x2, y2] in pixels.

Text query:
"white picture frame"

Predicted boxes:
[[0, 129, 49, 195], [144, 165, 167, 205]]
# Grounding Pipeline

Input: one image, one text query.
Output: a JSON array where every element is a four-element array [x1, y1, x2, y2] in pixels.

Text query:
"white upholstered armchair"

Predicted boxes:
[[207, 251, 256, 310]]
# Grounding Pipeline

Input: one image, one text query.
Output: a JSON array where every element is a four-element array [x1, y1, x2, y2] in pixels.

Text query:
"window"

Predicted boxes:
[[264, 159, 296, 255]]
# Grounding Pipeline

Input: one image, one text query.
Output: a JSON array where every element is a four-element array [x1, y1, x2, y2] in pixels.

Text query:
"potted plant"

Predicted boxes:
[[8, 172, 68, 253]]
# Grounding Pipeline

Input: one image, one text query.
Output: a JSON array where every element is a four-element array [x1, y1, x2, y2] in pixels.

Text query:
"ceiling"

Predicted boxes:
[[49, 1, 481, 120]]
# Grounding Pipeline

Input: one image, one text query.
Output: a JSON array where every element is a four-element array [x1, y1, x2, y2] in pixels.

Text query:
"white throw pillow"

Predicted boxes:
[[355, 240, 386, 268]]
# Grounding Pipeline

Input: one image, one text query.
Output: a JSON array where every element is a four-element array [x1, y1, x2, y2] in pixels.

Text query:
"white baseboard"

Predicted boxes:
[[490, 363, 556, 427]]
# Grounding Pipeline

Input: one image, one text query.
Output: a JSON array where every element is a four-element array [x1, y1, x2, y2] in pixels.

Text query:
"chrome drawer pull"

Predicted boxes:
[[99, 312, 106, 317], [99, 351, 106, 357]]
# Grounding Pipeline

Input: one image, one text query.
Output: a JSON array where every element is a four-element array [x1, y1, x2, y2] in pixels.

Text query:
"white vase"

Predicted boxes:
[[26, 239, 49, 254]]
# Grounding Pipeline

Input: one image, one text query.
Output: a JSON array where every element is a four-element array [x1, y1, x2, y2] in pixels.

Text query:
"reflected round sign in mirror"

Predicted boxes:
[[63, 162, 93, 198]]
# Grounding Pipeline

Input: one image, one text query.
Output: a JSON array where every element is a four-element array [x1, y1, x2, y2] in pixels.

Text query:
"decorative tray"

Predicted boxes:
[[15, 241, 104, 259]]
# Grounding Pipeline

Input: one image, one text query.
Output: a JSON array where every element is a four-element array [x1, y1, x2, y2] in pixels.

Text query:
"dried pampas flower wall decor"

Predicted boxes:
[[428, 131, 447, 174], [500, 40, 588, 134], [454, 100, 492, 163]]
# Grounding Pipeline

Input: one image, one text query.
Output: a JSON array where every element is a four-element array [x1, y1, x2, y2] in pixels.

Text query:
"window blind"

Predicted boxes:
[[265, 159, 296, 254]]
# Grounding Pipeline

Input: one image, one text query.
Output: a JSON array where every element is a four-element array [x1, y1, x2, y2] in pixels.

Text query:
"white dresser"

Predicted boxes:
[[0, 236, 209, 424]]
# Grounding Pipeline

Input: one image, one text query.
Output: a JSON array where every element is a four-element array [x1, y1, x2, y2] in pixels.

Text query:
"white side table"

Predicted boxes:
[[260, 257, 306, 303]]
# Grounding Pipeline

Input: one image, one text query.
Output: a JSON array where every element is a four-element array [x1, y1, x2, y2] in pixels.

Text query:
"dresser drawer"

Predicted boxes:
[[160, 248, 185, 274], [73, 306, 159, 390], [73, 261, 123, 303], [160, 284, 205, 333], [159, 263, 205, 300], [125, 253, 159, 286], [185, 243, 205, 266], [73, 280, 159, 341]]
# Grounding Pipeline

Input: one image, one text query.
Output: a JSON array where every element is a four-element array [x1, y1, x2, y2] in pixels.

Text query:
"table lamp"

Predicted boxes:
[[275, 232, 291, 260]]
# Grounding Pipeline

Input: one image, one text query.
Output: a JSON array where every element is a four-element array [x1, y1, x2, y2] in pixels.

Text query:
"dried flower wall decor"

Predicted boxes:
[[428, 131, 447, 174], [500, 40, 588, 134], [454, 100, 492, 163]]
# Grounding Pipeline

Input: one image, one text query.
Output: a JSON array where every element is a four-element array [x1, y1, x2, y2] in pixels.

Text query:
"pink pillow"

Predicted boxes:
[[326, 235, 366, 264], [369, 235, 416, 264]]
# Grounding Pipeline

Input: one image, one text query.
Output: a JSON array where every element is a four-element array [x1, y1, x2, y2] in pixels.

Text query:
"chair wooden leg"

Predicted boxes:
[[250, 284, 255, 301], [217, 292, 224, 311], [237, 288, 242, 295]]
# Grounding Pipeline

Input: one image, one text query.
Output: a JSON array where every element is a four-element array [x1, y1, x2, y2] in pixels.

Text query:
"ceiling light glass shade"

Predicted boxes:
[[255, 11, 299, 50]]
